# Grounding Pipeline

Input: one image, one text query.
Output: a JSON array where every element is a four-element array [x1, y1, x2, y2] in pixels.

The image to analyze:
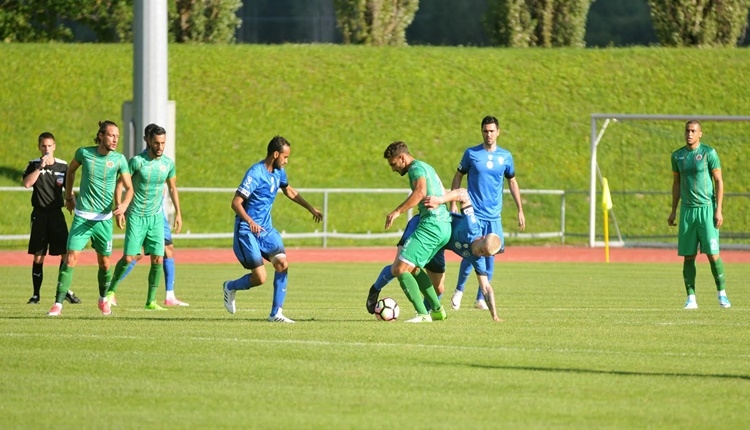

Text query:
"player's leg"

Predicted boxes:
[[452, 258, 472, 308], [27, 210, 46, 303], [90, 219, 116, 315], [143, 214, 166, 310], [422, 249, 446, 312], [224, 223, 265, 314], [368, 216, 421, 313], [678, 208, 699, 309], [262, 230, 294, 322], [107, 215, 146, 297], [48, 216, 91, 315], [49, 211, 80, 304], [698, 206, 730, 308]]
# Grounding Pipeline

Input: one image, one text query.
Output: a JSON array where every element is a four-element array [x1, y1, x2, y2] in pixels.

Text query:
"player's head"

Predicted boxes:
[[95, 120, 119, 152], [471, 233, 503, 257], [266, 135, 291, 169], [145, 124, 167, 158], [384, 141, 412, 176], [37, 132, 56, 155], [143, 123, 159, 143], [481, 115, 500, 146], [685, 120, 702, 146]]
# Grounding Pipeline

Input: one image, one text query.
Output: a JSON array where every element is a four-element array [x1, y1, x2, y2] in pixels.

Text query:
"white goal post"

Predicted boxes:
[[589, 113, 750, 248]]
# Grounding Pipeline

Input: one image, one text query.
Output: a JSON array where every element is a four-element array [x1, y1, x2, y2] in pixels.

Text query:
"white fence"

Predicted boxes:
[[0, 187, 566, 247]]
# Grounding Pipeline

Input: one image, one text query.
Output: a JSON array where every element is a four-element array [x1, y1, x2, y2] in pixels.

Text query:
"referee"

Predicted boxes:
[[22, 132, 81, 305]]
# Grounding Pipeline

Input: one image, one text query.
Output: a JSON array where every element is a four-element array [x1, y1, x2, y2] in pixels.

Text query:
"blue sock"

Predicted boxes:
[[373, 265, 394, 291], [271, 271, 288, 316], [455, 259, 472, 292], [120, 259, 138, 282], [163, 257, 175, 291], [226, 274, 253, 291]]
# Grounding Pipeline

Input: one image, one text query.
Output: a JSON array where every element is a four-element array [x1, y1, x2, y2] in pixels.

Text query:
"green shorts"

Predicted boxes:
[[398, 216, 451, 269], [67, 216, 113, 255], [678, 205, 720, 256], [123, 213, 165, 257]]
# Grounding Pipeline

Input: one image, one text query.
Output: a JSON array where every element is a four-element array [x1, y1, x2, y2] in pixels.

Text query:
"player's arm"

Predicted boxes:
[[667, 171, 680, 226], [423, 188, 470, 209], [476, 274, 500, 322], [280, 185, 322, 223], [64, 158, 81, 213], [114, 178, 127, 229], [231, 193, 263, 234], [450, 171, 465, 212], [386, 177, 426, 229], [508, 176, 525, 231], [114, 173, 133, 217], [22, 156, 49, 188], [712, 168, 723, 228], [166, 176, 183, 233]]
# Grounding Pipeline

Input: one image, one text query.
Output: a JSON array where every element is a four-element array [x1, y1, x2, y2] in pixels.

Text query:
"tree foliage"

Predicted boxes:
[[0, 0, 241, 43], [333, 0, 419, 46], [648, 0, 750, 46], [484, 0, 593, 47]]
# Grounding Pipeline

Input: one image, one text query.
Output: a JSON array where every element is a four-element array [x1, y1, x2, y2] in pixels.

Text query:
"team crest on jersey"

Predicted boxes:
[[160, 165, 167, 172], [695, 154, 703, 161], [486, 161, 494, 169], [56, 176, 64, 186], [106, 161, 115, 168]]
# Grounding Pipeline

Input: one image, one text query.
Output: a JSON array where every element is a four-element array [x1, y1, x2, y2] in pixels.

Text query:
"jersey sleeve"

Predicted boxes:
[[670, 151, 679, 173], [504, 152, 516, 179], [707, 148, 721, 171], [166, 160, 176, 180], [236, 167, 258, 199], [278, 168, 289, 188], [456, 149, 471, 174], [118, 154, 131, 175], [22, 160, 38, 178]]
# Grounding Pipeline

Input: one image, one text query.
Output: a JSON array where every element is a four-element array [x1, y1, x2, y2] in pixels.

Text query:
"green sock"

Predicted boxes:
[[397, 272, 428, 315], [414, 269, 441, 310], [146, 263, 163, 305], [107, 258, 129, 295], [709, 257, 726, 291], [55, 265, 74, 303], [683, 259, 696, 296], [98, 267, 112, 298]]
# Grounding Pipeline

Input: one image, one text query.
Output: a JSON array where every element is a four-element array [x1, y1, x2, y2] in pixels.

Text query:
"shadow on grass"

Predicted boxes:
[[469, 363, 750, 381], [0, 165, 24, 184]]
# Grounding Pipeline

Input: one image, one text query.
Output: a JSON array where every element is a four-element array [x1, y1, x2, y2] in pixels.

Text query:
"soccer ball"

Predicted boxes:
[[374, 297, 400, 321]]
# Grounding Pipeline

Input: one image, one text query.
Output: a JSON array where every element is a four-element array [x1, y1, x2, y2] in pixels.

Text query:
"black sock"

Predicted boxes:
[[32, 262, 43, 297]]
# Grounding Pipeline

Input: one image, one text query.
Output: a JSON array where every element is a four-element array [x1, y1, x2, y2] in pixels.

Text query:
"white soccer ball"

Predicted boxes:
[[375, 297, 400, 321]]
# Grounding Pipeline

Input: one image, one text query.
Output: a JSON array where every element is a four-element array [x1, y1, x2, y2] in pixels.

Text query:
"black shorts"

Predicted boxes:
[[28, 209, 69, 256]]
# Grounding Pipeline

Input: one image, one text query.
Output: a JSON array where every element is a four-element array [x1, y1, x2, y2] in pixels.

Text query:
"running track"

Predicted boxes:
[[2, 246, 750, 266]]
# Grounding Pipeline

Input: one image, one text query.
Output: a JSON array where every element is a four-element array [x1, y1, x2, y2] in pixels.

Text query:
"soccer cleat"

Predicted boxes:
[[47, 303, 62, 316], [223, 281, 236, 314], [268, 309, 295, 323], [27, 295, 40, 304], [145, 302, 166, 311], [719, 296, 731, 308], [430, 306, 447, 321], [366, 285, 380, 314], [65, 290, 82, 304], [450, 290, 463, 310], [405, 314, 432, 323], [475, 299, 489, 310], [684, 299, 698, 309], [106, 292, 118, 307], [98, 298, 112, 315], [164, 298, 189, 307]]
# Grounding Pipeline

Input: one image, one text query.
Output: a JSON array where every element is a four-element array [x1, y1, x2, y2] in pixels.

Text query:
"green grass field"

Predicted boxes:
[[2, 261, 749, 429]]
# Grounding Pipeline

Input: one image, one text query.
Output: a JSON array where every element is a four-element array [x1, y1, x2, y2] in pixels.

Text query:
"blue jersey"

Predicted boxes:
[[235, 160, 288, 230], [446, 210, 488, 276], [457, 144, 516, 221]]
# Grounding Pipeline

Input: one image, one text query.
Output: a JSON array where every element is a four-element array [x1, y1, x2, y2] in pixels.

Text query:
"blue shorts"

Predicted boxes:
[[397, 215, 445, 274], [233, 220, 285, 270]]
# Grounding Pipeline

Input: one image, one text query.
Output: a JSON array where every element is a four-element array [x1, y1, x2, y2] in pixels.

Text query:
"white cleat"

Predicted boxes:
[[450, 290, 463, 310], [223, 281, 236, 314], [683, 299, 698, 309], [268, 309, 295, 323], [475, 299, 489, 310], [405, 314, 432, 323]]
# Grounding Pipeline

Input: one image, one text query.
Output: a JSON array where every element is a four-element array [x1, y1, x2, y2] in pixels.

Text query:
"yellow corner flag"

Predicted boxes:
[[602, 177, 612, 262], [602, 178, 613, 210]]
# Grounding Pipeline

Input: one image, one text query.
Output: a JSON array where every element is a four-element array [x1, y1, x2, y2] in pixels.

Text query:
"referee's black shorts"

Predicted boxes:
[[28, 209, 68, 256]]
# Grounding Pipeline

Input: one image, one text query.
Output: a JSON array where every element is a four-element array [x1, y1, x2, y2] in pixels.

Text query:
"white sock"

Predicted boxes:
[[687, 294, 696, 302], [718, 290, 727, 298], [166, 290, 176, 300]]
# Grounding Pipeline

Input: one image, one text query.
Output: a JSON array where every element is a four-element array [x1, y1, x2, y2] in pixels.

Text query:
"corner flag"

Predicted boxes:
[[602, 177, 613, 262], [602, 178, 613, 210]]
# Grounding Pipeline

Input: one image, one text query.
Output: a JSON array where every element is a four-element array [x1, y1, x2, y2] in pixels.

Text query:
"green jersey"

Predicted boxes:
[[408, 160, 451, 222], [74, 146, 130, 220], [127, 151, 176, 217], [671, 143, 721, 208]]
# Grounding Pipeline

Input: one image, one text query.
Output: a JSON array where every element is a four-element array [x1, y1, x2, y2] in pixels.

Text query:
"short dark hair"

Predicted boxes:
[[686, 120, 702, 131], [481, 115, 499, 128], [384, 141, 409, 159], [38, 132, 55, 144], [146, 124, 166, 141], [95, 120, 118, 144], [143, 123, 158, 139], [266, 135, 290, 156]]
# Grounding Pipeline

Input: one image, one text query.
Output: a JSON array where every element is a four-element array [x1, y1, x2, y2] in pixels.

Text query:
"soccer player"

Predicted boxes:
[[383, 141, 450, 323], [367, 188, 504, 321], [47, 120, 133, 317], [449, 115, 525, 311], [106, 124, 183, 311], [222, 135, 322, 323], [667, 120, 731, 309], [22, 132, 81, 305]]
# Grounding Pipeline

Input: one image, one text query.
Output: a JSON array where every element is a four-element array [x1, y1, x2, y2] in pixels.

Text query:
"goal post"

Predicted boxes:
[[589, 113, 750, 248]]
